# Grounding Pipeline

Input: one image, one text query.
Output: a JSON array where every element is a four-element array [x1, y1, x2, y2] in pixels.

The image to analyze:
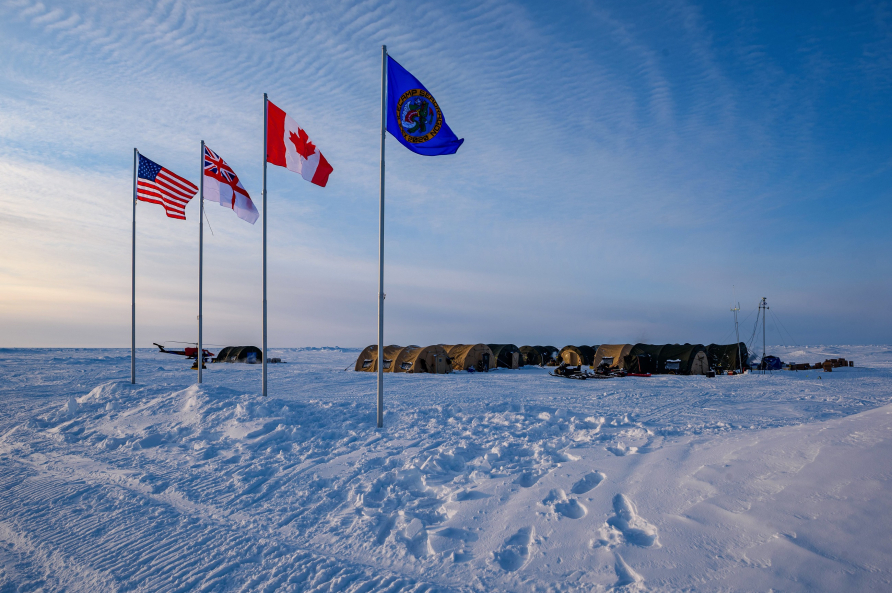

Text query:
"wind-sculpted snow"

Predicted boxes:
[[0, 345, 891, 591]]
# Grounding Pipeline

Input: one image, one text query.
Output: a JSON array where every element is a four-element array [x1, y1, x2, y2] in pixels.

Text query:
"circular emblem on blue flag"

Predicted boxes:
[[397, 89, 443, 144]]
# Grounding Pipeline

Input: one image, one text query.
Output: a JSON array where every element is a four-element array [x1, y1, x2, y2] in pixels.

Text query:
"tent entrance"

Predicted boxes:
[[435, 355, 448, 374], [690, 352, 709, 375]]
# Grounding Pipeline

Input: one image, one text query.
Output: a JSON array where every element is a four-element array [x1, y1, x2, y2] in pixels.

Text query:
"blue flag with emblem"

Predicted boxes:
[[386, 56, 464, 156]]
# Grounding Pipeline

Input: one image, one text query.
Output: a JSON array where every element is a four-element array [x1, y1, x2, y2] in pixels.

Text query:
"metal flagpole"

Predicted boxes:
[[262, 94, 269, 396], [198, 140, 204, 383], [377, 45, 387, 428], [131, 148, 138, 384]]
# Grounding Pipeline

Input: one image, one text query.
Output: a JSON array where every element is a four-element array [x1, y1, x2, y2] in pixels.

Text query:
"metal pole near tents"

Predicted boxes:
[[376, 45, 387, 428], [131, 148, 138, 384], [198, 140, 204, 384], [262, 94, 269, 397]]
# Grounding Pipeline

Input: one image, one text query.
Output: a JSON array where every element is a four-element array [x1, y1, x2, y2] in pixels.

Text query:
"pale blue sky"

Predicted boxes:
[[1, 0, 890, 348]]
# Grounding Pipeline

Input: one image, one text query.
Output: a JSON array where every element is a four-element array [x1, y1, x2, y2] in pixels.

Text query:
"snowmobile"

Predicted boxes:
[[549, 362, 613, 380], [594, 360, 627, 378]]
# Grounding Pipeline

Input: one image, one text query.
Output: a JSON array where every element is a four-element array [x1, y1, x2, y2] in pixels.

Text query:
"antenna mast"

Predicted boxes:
[[731, 287, 742, 372], [759, 297, 769, 373]]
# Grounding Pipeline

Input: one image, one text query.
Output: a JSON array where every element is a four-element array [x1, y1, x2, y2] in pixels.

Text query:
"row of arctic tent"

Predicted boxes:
[[354, 342, 749, 375], [354, 344, 534, 373], [595, 343, 750, 375]]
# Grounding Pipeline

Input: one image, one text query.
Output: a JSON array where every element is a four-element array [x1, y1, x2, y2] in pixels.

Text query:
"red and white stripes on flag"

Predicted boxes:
[[136, 153, 198, 220]]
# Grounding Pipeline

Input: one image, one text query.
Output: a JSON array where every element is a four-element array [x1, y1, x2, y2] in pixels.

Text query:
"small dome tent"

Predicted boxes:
[[593, 344, 634, 369], [214, 346, 262, 364], [625, 344, 663, 374], [354, 345, 405, 372], [535, 346, 560, 366], [559, 345, 595, 366], [391, 345, 452, 373], [488, 344, 523, 369], [443, 344, 494, 372], [519, 346, 543, 366], [657, 344, 710, 375], [706, 343, 749, 372]]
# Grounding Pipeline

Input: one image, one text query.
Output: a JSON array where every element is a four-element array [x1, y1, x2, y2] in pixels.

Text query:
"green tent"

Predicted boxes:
[[534, 346, 560, 366], [706, 343, 749, 372], [214, 346, 262, 364], [488, 344, 524, 369], [519, 346, 543, 366], [624, 344, 663, 374], [657, 343, 710, 375]]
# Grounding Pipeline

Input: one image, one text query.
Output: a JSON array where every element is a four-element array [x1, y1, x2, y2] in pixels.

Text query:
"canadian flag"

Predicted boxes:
[[266, 99, 333, 187]]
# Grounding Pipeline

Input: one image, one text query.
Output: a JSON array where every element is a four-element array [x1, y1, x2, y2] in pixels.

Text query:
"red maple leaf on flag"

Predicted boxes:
[[289, 129, 316, 160]]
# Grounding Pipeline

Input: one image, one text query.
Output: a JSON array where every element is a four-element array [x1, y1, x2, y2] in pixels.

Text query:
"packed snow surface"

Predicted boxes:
[[0, 345, 891, 591]]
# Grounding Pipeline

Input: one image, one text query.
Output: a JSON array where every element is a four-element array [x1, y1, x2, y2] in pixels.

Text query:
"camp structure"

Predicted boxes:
[[559, 345, 596, 366], [624, 344, 663, 374], [390, 345, 452, 373], [488, 344, 523, 369], [534, 346, 560, 366], [519, 346, 543, 366], [214, 346, 262, 364], [593, 344, 634, 369], [354, 344, 404, 372], [443, 344, 494, 372], [657, 344, 710, 375], [706, 342, 749, 372]]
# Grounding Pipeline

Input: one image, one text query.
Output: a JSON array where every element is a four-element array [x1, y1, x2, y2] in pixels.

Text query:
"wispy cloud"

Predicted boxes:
[[0, 0, 890, 346]]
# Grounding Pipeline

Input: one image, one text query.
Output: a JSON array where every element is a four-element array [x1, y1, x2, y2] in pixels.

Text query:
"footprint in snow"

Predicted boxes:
[[607, 443, 638, 456], [543, 489, 587, 519], [494, 526, 535, 571], [517, 470, 545, 488], [597, 494, 659, 548], [614, 552, 645, 588], [454, 490, 491, 501], [571, 471, 606, 495]]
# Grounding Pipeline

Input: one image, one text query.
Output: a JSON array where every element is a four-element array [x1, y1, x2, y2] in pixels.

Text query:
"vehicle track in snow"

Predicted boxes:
[[0, 346, 889, 591]]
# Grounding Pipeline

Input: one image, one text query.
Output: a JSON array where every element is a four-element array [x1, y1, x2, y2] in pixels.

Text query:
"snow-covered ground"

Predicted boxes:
[[0, 345, 890, 592]]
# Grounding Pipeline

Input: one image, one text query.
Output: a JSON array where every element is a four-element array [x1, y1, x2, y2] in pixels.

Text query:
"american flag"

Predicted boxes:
[[136, 153, 198, 220]]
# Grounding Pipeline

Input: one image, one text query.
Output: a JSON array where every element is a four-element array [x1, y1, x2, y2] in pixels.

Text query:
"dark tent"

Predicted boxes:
[[657, 344, 710, 375], [707, 343, 749, 372], [559, 345, 596, 366], [488, 344, 523, 369], [624, 344, 663, 374], [214, 346, 262, 364], [534, 346, 560, 366], [519, 346, 543, 366]]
